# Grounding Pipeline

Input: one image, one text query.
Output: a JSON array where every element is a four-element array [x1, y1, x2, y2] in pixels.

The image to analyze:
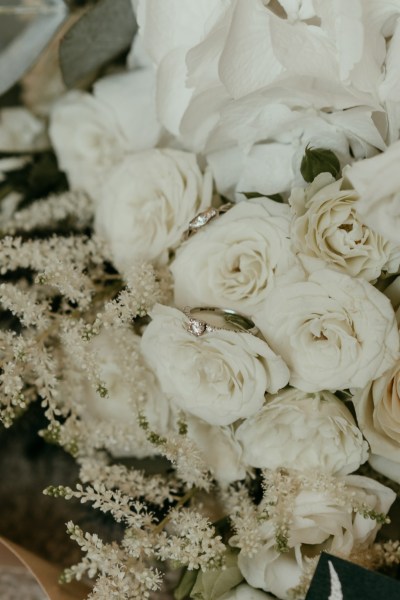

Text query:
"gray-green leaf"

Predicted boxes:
[[191, 552, 244, 600], [59, 0, 137, 87], [174, 569, 198, 600]]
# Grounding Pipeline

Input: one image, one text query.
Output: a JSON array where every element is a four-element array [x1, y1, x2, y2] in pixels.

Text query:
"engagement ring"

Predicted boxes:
[[183, 306, 259, 337], [183, 203, 233, 240]]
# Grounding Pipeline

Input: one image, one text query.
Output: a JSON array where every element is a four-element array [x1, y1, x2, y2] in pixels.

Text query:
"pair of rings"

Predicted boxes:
[[184, 307, 259, 337], [182, 206, 258, 337]]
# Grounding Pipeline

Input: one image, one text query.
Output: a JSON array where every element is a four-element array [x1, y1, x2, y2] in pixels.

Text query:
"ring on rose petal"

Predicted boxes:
[[182, 203, 233, 240], [183, 306, 259, 337]]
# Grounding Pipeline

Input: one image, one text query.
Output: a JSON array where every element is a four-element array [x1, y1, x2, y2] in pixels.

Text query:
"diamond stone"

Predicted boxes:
[[187, 318, 207, 336], [186, 318, 215, 336], [188, 208, 218, 231]]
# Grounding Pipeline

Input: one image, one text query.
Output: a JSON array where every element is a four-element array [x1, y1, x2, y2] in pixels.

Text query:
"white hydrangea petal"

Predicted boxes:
[[219, 0, 284, 99]]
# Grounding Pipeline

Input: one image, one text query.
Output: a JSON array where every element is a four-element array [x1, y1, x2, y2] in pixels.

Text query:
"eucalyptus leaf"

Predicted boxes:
[[191, 552, 244, 600], [174, 569, 198, 600], [0, 1, 67, 96], [59, 0, 136, 87]]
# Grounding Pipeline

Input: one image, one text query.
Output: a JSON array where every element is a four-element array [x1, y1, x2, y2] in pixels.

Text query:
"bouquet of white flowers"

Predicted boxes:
[[1, 1, 400, 599]]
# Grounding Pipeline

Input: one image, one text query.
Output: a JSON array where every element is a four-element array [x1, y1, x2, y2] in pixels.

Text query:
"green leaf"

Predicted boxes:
[[190, 552, 244, 600], [243, 192, 284, 203], [300, 146, 341, 183], [174, 569, 198, 600], [59, 0, 137, 87]]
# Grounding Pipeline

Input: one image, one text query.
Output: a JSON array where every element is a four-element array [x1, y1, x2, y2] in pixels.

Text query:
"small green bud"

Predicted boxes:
[[178, 419, 188, 436], [96, 383, 108, 398], [300, 146, 341, 182]]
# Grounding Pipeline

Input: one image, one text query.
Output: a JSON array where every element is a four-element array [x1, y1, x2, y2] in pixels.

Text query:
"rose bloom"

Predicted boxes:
[[171, 199, 304, 316], [346, 140, 400, 245], [62, 327, 170, 458], [0, 108, 48, 152], [140, 304, 289, 426], [353, 360, 400, 483], [221, 584, 273, 600], [289, 173, 400, 281], [237, 475, 395, 599], [186, 417, 246, 486], [235, 388, 368, 475], [95, 149, 212, 273], [49, 69, 161, 197], [255, 268, 399, 392]]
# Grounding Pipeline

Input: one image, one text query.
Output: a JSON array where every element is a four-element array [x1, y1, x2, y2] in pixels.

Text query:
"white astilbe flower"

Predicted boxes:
[[0, 329, 61, 429], [221, 485, 264, 558], [78, 459, 178, 506], [62, 523, 163, 600], [0, 235, 102, 307], [0, 282, 50, 329], [100, 262, 169, 327], [0, 190, 93, 234], [139, 412, 212, 490], [156, 508, 226, 571], [59, 323, 171, 459]]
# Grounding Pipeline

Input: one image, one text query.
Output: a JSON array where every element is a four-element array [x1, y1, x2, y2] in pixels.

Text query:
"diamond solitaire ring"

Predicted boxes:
[[183, 203, 233, 240], [183, 307, 259, 337]]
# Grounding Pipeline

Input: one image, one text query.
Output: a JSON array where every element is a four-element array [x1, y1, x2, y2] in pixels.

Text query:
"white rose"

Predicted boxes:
[[352, 360, 400, 482], [235, 388, 368, 475], [346, 141, 400, 245], [63, 328, 170, 458], [95, 149, 212, 272], [0, 108, 48, 151], [289, 173, 400, 281], [255, 269, 399, 392], [220, 584, 273, 600], [141, 304, 289, 426], [171, 199, 304, 316], [49, 69, 161, 197], [186, 417, 246, 486], [237, 475, 395, 599]]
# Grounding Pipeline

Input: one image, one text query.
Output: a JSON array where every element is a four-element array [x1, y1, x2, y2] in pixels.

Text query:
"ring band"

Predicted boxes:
[[183, 203, 233, 240], [183, 306, 259, 337]]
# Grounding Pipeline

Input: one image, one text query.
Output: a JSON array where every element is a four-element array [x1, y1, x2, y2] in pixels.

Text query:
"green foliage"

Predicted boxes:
[[174, 569, 198, 600], [300, 146, 341, 182], [190, 551, 244, 600], [59, 0, 137, 87]]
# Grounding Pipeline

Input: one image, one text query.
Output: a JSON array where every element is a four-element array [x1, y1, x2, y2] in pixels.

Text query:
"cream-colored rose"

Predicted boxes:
[[289, 173, 400, 281], [346, 141, 400, 245], [95, 149, 212, 272], [0, 108, 48, 151], [235, 389, 368, 475], [237, 475, 395, 599], [141, 304, 289, 426], [220, 584, 273, 600], [353, 360, 400, 482], [49, 69, 161, 198], [171, 199, 304, 316], [62, 327, 170, 458], [255, 269, 399, 392], [187, 417, 246, 486]]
